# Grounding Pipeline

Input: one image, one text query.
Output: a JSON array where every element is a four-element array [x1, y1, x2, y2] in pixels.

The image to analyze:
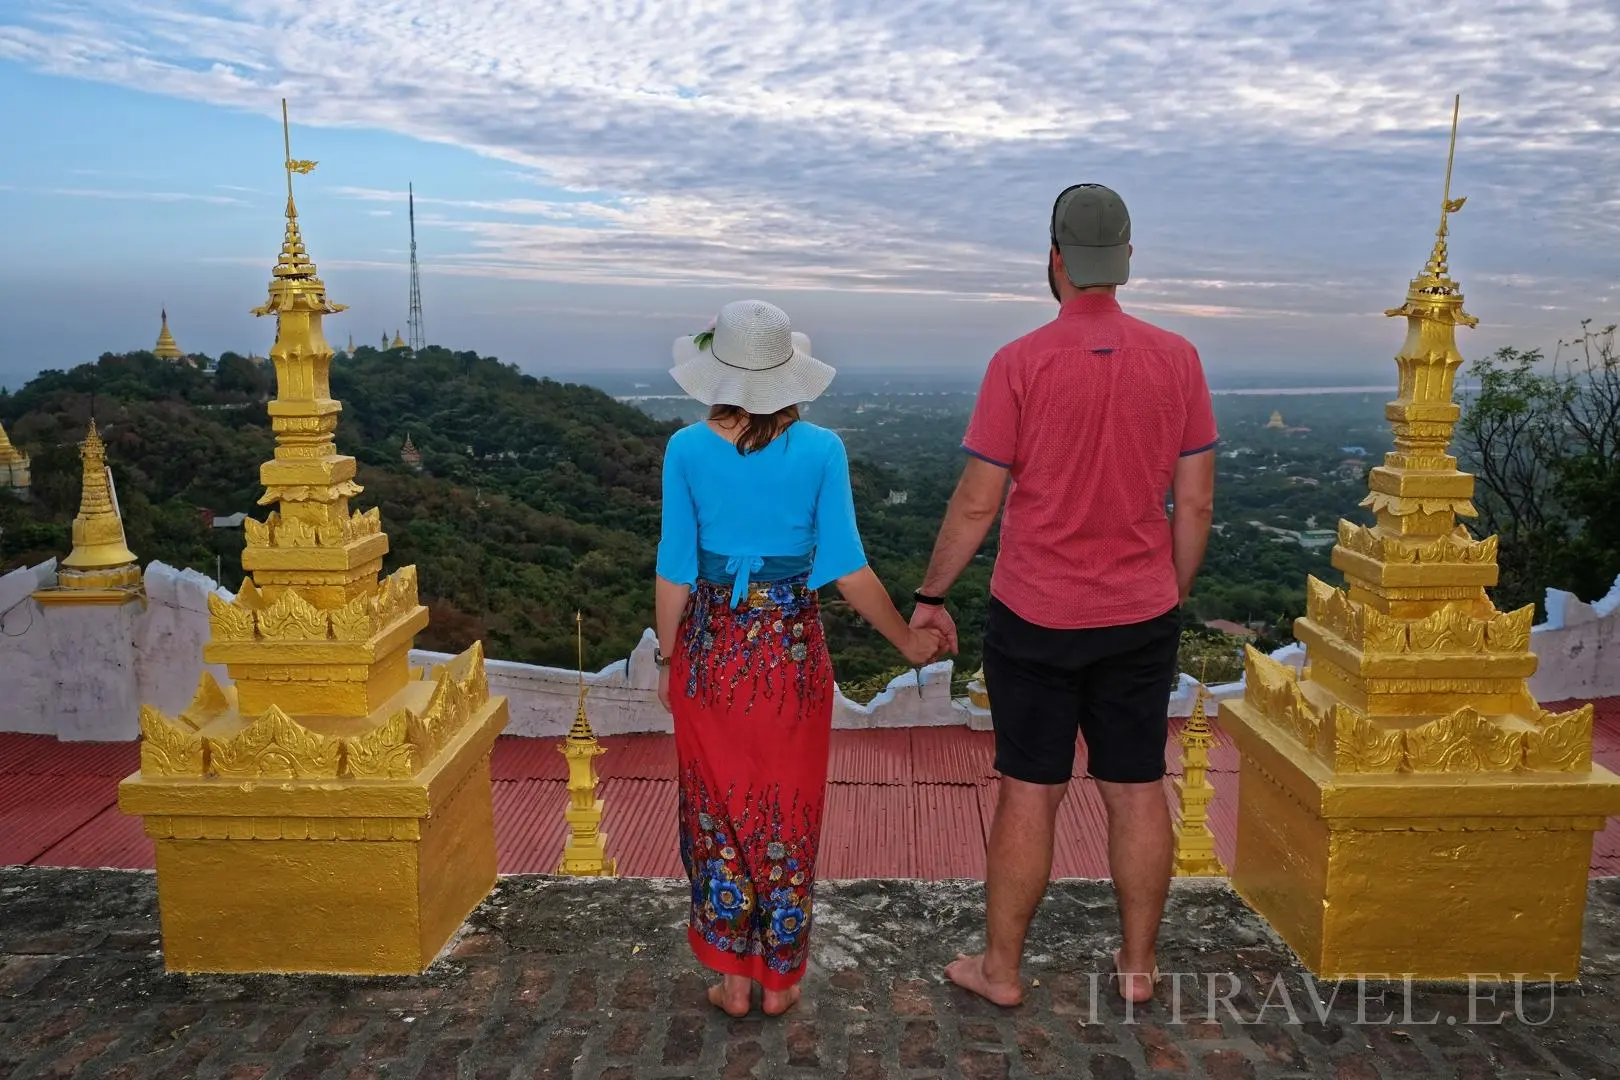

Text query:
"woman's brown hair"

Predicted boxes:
[[709, 404, 800, 455]]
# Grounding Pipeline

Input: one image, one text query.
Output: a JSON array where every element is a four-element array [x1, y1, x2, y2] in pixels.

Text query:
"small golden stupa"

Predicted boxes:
[[0, 421, 31, 498], [390, 328, 407, 350], [400, 432, 422, 470], [36, 422, 141, 598], [119, 101, 508, 975], [1221, 97, 1620, 979], [1265, 409, 1285, 429], [153, 308, 185, 362], [1172, 685, 1222, 877], [558, 612, 615, 876]]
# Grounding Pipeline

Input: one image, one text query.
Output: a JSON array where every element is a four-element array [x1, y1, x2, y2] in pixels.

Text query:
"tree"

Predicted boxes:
[[1457, 322, 1620, 614]]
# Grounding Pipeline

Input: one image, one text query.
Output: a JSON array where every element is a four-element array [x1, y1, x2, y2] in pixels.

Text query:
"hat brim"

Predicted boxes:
[[669, 331, 836, 413], [1058, 242, 1130, 288]]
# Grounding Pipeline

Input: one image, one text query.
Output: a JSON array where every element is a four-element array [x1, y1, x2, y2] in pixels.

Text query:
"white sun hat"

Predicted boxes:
[[670, 299, 836, 414]]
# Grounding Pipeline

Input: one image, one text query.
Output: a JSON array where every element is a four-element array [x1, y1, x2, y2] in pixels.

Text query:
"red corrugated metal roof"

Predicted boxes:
[[491, 736, 567, 781], [0, 774, 116, 865], [9, 739, 140, 776], [492, 779, 567, 874], [822, 783, 915, 878], [911, 727, 995, 783], [601, 778, 681, 877], [32, 806, 154, 870], [3, 703, 1617, 880], [598, 735, 679, 781], [827, 729, 912, 785], [912, 784, 987, 880]]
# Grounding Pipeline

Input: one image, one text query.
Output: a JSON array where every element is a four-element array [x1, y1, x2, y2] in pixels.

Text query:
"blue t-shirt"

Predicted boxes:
[[656, 421, 868, 607]]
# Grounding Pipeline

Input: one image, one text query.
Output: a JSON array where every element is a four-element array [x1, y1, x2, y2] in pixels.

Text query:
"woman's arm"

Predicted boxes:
[[835, 566, 942, 666], [655, 576, 691, 660]]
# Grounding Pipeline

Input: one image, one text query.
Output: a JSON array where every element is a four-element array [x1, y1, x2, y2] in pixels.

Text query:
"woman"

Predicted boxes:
[[655, 299, 941, 1018]]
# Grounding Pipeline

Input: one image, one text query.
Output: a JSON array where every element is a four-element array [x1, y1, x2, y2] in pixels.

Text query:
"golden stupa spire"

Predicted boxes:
[[0, 420, 32, 497], [153, 308, 184, 361], [1172, 676, 1222, 877], [390, 329, 407, 350], [558, 610, 614, 876], [1215, 95, 1620, 983], [58, 421, 140, 588]]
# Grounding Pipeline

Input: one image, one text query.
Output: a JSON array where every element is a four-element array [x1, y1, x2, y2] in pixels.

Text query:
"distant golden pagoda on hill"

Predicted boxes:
[[400, 432, 422, 470], [390, 328, 407, 350], [1220, 97, 1620, 980], [120, 100, 508, 976], [1265, 409, 1285, 429], [0, 421, 30, 499], [153, 308, 185, 362]]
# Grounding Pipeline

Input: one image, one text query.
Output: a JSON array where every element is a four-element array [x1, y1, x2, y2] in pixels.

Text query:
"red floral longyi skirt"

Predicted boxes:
[[670, 575, 832, 990]]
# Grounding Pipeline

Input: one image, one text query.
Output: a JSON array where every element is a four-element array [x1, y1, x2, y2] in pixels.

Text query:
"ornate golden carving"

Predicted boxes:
[[344, 710, 420, 779], [257, 588, 329, 640], [180, 672, 234, 728], [1332, 705, 1405, 774], [243, 515, 272, 547], [1408, 606, 1485, 653], [315, 521, 346, 547], [375, 565, 420, 627], [1243, 646, 1322, 752], [257, 480, 365, 506], [139, 705, 206, 776], [278, 517, 318, 548], [329, 593, 375, 640], [207, 591, 257, 641], [1485, 605, 1534, 652], [350, 507, 382, 537], [1337, 521, 1497, 565], [208, 705, 341, 779], [1524, 705, 1594, 773], [1406, 707, 1524, 773], [1361, 491, 1479, 520]]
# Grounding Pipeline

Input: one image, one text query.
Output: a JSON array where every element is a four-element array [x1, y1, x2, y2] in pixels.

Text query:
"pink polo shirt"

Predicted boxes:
[[962, 293, 1217, 630]]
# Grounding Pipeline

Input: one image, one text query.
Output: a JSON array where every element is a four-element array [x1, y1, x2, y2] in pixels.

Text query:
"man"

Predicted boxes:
[[910, 184, 1216, 1006]]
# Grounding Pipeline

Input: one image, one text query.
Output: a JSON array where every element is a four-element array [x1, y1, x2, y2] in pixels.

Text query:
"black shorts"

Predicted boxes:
[[982, 598, 1180, 785]]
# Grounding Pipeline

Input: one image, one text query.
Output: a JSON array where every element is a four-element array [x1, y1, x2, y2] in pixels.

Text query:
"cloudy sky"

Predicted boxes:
[[1, 0, 1616, 391]]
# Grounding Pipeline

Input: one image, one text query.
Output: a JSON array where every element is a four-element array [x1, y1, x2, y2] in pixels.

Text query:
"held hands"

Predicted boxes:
[[901, 625, 947, 667], [909, 603, 959, 656]]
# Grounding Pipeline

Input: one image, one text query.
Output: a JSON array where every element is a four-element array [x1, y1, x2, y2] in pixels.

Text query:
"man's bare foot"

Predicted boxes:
[[762, 984, 801, 1016], [707, 974, 751, 1017], [1113, 948, 1159, 1004], [944, 952, 1024, 1007]]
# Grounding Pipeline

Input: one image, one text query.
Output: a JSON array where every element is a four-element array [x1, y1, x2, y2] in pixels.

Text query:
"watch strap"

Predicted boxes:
[[912, 590, 947, 607]]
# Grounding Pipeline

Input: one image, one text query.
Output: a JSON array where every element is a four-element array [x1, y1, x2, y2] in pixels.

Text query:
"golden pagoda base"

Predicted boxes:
[[119, 654, 508, 976], [1223, 698, 1620, 980]]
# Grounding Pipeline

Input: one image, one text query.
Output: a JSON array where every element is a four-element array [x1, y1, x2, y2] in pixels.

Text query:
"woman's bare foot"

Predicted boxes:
[[1113, 948, 1159, 1004], [762, 984, 801, 1016], [944, 952, 1024, 1007], [707, 974, 752, 1017]]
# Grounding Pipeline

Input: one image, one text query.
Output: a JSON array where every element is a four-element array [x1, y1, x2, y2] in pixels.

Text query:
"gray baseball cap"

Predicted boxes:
[[1051, 184, 1131, 287]]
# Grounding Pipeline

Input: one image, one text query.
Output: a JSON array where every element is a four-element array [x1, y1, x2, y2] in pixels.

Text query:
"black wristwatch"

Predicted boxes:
[[912, 590, 947, 607]]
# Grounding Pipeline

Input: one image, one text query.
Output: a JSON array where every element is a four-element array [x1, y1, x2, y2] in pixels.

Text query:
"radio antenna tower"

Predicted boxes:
[[406, 183, 424, 351]]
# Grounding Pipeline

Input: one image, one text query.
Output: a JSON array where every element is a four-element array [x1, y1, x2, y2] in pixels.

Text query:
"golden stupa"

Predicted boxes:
[[1221, 98, 1620, 979], [390, 328, 407, 350], [119, 101, 508, 975], [153, 308, 184, 361], [34, 421, 141, 600], [0, 420, 30, 497]]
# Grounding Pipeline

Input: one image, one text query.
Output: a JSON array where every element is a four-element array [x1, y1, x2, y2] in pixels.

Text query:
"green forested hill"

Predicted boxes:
[[0, 345, 942, 682]]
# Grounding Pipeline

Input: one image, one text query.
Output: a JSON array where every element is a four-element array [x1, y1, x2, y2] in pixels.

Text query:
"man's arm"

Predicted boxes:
[[920, 456, 1009, 598], [1170, 449, 1216, 602]]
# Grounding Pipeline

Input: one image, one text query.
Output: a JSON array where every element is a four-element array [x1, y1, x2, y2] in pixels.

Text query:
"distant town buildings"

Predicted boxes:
[[1202, 619, 1257, 641], [1246, 520, 1337, 550], [0, 421, 31, 499], [884, 490, 908, 506]]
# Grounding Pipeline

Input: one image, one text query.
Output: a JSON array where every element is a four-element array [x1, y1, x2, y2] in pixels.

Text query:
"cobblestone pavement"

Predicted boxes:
[[2, 870, 1619, 1079]]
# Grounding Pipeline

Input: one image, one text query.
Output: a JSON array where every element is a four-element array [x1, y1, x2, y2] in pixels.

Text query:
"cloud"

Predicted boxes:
[[42, 186, 247, 205], [3, 0, 1618, 337]]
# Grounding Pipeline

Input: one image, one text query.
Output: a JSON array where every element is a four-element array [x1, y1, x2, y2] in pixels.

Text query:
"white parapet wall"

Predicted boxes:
[[0, 560, 231, 740], [2, 562, 1618, 738]]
